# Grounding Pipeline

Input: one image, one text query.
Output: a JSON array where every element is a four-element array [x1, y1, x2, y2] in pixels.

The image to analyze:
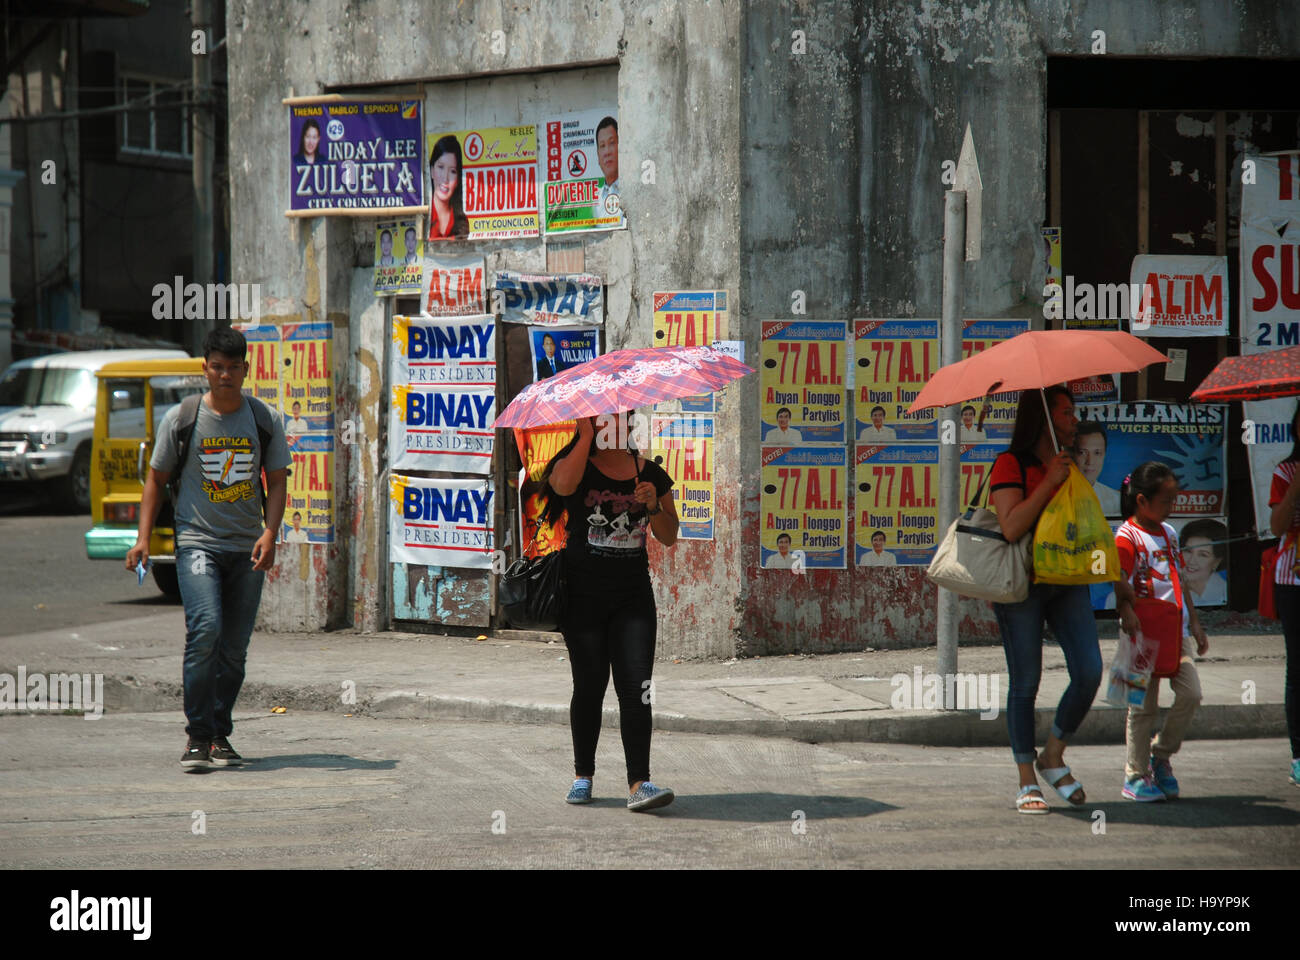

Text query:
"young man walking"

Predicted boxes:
[[126, 327, 291, 771]]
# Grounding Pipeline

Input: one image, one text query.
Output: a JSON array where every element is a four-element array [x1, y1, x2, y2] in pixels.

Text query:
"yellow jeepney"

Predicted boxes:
[[83, 356, 206, 595]]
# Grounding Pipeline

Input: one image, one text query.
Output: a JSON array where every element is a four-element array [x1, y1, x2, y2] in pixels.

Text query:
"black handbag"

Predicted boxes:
[[499, 547, 566, 631]]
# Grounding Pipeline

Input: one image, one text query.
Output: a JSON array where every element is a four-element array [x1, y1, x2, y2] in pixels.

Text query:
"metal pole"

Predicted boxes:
[[191, 0, 213, 355], [937, 189, 966, 706]]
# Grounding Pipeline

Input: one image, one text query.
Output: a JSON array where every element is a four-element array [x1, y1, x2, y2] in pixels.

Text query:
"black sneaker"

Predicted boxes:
[[209, 737, 245, 767], [181, 739, 213, 770]]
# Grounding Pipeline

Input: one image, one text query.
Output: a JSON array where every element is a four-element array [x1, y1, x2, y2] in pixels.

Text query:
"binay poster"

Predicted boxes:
[[540, 109, 625, 235], [494, 272, 604, 326], [389, 474, 494, 569], [288, 99, 423, 212], [425, 125, 539, 241]]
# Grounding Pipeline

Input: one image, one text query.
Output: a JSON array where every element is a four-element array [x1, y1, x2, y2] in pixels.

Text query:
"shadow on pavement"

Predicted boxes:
[[1054, 794, 1300, 828], [109, 593, 181, 607], [624, 792, 897, 821], [236, 753, 399, 772]]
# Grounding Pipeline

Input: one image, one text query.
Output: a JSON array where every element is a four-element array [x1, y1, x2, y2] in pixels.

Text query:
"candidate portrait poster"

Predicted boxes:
[[1087, 516, 1230, 611], [651, 416, 714, 540], [853, 319, 937, 442], [1242, 153, 1300, 535], [494, 272, 603, 326], [425, 126, 539, 241], [541, 109, 625, 235], [389, 474, 494, 569], [420, 251, 486, 318], [283, 434, 334, 544], [653, 291, 728, 414], [855, 444, 938, 566], [288, 99, 423, 213], [373, 219, 422, 296], [390, 315, 496, 474], [530, 326, 598, 383], [760, 321, 847, 445], [515, 422, 575, 559], [760, 446, 847, 569], [960, 319, 1029, 441], [1075, 402, 1227, 518], [1128, 254, 1229, 337], [281, 321, 333, 435], [234, 323, 280, 412]]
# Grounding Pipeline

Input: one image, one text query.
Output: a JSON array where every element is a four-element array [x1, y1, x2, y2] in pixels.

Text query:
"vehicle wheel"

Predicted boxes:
[[153, 564, 181, 598], [60, 444, 92, 513]]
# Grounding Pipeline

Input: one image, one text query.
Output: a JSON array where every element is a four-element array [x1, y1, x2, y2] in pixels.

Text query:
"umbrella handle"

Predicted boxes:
[[1039, 388, 1061, 455]]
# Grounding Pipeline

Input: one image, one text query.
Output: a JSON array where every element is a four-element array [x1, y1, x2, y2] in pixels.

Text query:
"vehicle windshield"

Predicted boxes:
[[0, 365, 96, 409]]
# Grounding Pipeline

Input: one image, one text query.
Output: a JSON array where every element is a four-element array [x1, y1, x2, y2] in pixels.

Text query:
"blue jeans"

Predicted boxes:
[[176, 546, 265, 741], [992, 582, 1102, 763]]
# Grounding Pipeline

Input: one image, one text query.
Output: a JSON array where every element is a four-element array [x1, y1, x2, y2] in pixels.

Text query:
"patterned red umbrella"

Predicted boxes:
[[1190, 346, 1300, 402], [493, 346, 754, 428]]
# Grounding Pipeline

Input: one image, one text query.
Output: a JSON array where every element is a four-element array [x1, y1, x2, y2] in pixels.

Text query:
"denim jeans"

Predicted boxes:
[[176, 546, 265, 741], [1272, 584, 1300, 758], [992, 582, 1103, 763]]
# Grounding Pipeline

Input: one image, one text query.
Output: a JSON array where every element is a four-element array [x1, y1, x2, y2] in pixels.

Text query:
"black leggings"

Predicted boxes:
[[561, 580, 657, 785], [1273, 584, 1300, 758]]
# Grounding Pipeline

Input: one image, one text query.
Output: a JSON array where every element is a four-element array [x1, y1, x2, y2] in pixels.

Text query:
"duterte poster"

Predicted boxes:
[[541, 109, 625, 235]]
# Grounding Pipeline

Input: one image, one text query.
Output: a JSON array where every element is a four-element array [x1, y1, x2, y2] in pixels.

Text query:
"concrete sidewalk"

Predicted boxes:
[[0, 611, 1288, 747]]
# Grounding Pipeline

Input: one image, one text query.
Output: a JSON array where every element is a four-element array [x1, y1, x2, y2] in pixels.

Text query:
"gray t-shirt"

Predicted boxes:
[[151, 396, 292, 552]]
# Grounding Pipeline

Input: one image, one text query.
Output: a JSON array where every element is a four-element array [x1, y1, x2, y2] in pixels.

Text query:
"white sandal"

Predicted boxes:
[[1037, 762, 1085, 805], [1016, 784, 1050, 815]]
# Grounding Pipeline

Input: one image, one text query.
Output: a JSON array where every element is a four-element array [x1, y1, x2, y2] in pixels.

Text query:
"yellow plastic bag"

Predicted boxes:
[[1032, 464, 1121, 585]]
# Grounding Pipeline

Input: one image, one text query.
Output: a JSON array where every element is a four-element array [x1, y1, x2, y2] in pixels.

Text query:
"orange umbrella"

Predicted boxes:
[[907, 330, 1168, 413]]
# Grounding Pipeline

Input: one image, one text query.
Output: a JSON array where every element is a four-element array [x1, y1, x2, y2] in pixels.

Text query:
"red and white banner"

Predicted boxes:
[[1128, 254, 1228, 337]]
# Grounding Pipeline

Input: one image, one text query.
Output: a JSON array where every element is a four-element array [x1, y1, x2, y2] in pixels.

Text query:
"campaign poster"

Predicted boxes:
[[425, 126, 539, 241], [390, 315, 496, 474], [373, 219, 423, 296], [960, 319, 1029, 442], [651, 416, 714, 540], [288, 99, 423, 212], [420, 251, 486, 318], [540, 109, 625, 235], [1075, 402, 1227, 518], [1087, 516, 1230, 611], [1128, 254, 1229, 337], [854, 444, 939, 566], [515, 423, 575, 558], [1042, 227, 1062, 289], [853, 319, 937, 442], [653, 291, 729, 414], [281, 321, 333, 435], [760, 446, 847, 569], [530, 326, 598, 383], [1242, 153, 1300, 535], [283, 434, 334, 544], [494, 272, 603, 326], [760, 321, 847, 445], [1067, 374, 1120, 405], [235, 323, 280, 412], [389, 474, 494, 569], [958, 442, 1004, 511]]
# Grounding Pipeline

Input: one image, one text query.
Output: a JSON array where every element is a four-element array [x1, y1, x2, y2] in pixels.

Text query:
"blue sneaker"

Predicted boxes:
[[627, 781, 675, 811], [1150, 756, 1179, 798], [1122, 774, 1166, 802], [565, 778, 593, 804], [1290, 759, 1300, 786]]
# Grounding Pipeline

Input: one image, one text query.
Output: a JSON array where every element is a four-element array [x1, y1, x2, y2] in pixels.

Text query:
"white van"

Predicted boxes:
[[0, 349, 187, 511]]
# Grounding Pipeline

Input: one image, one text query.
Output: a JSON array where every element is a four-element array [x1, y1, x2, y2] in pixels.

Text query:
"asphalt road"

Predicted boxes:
[[2, 710, 1297, 869], [0, 502, 177, 637]]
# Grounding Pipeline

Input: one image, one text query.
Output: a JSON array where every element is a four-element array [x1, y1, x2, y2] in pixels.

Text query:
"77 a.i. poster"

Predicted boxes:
[[281, 321, 333, 435], [760, 446, 847, 569], [759, 321, 846, 445], [855, 444, 938, 566], [389, 474, 494, 569], [390, 315, 496, 474], [425, 126, 539, 241], [853, 319, 937, 442], [651, 416, 714, 540], [653, 291, 728, 414], [960, 319, 1029, 441], [234, 323, 280, 412], [283, 434, 333, 543]]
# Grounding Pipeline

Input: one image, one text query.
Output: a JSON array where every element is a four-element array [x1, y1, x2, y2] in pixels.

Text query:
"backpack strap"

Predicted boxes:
[[166, 393, 204, 503]]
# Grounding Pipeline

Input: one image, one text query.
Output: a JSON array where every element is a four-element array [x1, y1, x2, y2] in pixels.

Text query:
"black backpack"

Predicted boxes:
[[166, 393, 280, 518]]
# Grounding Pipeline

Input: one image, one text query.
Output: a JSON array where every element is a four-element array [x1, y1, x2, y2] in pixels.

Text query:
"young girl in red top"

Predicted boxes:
[[1114, 461, 1208, 801]]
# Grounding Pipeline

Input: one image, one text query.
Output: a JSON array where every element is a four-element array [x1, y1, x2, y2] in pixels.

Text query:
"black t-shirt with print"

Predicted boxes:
[[560, 457, 673, 587]]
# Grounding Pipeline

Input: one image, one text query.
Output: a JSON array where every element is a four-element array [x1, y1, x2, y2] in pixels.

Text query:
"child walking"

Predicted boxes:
[[1114, 462, 1209, 802]]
